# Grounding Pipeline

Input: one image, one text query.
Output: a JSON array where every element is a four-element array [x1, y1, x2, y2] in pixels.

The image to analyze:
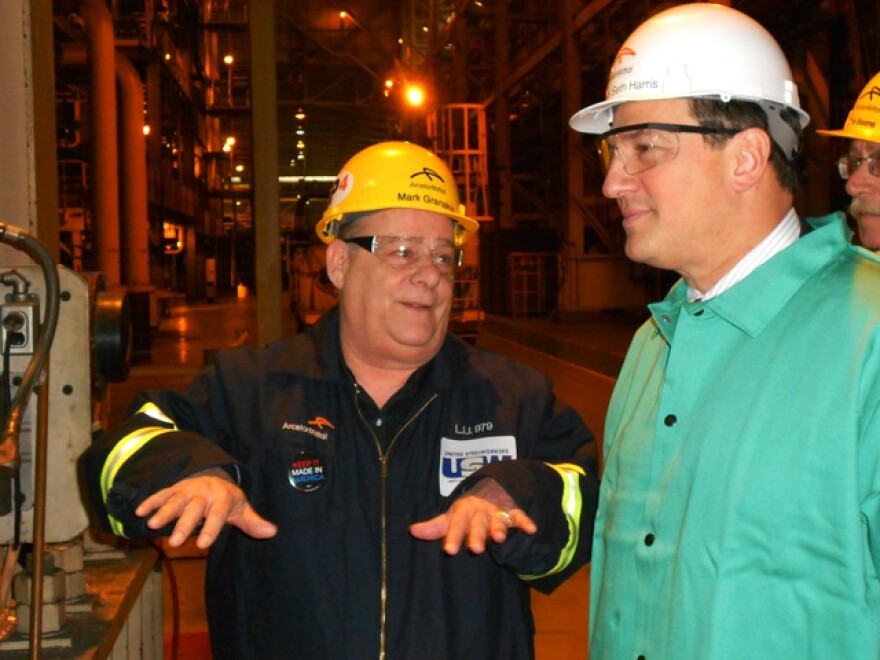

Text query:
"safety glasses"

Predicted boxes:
[[596, 122, 742, 175], [343, 235, 463, 277], [836, 151, 880, 180]]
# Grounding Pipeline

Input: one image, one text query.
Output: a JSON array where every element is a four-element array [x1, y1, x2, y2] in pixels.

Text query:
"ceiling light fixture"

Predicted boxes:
[[405, 84, 425, 107]]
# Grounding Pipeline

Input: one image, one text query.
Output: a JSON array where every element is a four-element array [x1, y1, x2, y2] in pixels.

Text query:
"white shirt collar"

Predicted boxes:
[[687, 208, 801, 302]]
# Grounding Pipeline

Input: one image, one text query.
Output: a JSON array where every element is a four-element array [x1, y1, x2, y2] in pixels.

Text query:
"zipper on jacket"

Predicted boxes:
[[353, 382, 437, 660]]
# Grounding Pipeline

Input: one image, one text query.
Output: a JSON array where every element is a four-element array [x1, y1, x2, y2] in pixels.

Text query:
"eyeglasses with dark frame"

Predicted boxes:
[[595, 122, 743, 175], [342, 235, 463, 276], [836, 151, 880, 180]]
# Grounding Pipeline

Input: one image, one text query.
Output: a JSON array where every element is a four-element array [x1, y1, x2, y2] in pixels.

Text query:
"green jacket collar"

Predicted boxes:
[[649, 212, 852, 342]]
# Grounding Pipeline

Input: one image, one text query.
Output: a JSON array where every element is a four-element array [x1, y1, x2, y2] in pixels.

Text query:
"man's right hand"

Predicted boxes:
[[135, 468, 278, 549]]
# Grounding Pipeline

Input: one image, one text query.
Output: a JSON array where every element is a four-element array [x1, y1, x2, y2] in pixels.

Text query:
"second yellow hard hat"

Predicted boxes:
[[817, 72, 880, 143]]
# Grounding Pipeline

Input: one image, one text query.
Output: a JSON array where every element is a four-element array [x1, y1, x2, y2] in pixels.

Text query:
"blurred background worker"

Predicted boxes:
[[85, 141, 599, 659], [569, 4, 880, 659], [818, 71, 880, 250]]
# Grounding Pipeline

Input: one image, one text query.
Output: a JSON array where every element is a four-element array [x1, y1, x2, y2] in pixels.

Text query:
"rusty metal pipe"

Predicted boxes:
[[80, 0, 121, 286], [115, 53, 150, 289], [27, 368, 50, 659]]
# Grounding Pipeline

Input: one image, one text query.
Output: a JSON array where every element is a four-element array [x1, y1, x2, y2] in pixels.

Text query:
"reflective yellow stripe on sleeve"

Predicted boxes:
[[138, 401, 175, 425], [100, 403, 177, 537], [521, 462, 585, 581]]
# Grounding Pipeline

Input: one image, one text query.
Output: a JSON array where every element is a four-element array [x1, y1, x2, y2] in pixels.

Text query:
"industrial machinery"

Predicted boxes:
[[0, 226, 130, 545], [285, 196, 338, 329], [0, 222, 131, 654], [429, 104, 492, 342], [288, 241, 337, 329]]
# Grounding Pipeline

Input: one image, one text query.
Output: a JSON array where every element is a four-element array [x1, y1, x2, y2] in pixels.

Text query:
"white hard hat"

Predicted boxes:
[[569, 3, 810, 159]]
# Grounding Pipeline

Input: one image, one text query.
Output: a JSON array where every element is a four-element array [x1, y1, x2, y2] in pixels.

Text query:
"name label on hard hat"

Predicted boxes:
[[399, 188, 456, 213]]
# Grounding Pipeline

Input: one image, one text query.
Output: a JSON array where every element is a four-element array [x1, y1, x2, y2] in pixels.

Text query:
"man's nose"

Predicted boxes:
[[846, 160, 878, 196], [602, 156, 637, 199], [411, 250, 444, 283]]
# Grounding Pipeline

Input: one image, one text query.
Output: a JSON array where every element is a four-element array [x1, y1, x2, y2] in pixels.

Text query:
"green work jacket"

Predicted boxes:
[[591, 213, 880, 659]]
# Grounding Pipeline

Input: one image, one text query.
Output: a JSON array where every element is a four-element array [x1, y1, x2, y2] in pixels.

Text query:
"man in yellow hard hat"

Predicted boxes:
[[817, 72, 880, 249], [84, 141, 599, 659]]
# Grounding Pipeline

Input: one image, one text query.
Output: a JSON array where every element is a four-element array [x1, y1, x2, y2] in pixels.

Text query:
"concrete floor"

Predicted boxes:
[[104, 295, 640, 659]]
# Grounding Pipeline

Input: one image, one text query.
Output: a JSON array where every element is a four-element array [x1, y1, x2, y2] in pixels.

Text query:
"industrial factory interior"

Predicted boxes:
[[0, 0, 876, 657]]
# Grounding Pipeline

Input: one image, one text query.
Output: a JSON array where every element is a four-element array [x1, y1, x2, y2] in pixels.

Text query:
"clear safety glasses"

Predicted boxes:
[[836, 151, 880, 180], [343, 235, 463, 277], [596, 122, 743, 175]]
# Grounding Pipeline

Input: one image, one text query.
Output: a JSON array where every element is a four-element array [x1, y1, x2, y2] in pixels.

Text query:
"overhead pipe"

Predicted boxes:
[[115, 53, 150, 288], [78, 0, 121, 286], [61, 1, 151, 289]]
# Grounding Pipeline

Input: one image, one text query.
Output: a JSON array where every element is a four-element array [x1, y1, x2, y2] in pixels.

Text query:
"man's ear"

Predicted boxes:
[[730, 127, 773, 191], [325, 240, 348, 289]]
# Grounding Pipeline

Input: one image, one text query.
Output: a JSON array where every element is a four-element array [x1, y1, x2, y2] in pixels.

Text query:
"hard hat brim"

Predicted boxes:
[[569, 101, 614, 135], [816, 127, 880, 142], [316, 207, 479, 245], [570, 94, 810, 136]]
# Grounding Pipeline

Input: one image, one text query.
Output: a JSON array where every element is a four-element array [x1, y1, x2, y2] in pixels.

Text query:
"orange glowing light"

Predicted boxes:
[[405, 85, 425, 107]]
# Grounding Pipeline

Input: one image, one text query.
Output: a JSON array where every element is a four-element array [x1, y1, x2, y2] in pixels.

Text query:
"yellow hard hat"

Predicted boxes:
[[817, 72, 880, 142], [315, 141, 479, 245]]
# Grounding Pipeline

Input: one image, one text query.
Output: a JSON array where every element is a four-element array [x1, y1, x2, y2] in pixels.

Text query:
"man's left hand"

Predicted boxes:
[[409, 478, 536, 555]]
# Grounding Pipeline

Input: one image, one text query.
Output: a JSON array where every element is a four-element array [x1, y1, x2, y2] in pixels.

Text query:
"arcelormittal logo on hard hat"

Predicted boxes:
[[403, 165, 455, 214], [607, 44, 659, 99], [860, 85, 880, 102], [615, 47, 636, 65], [410, 167, 445, 183], [846, 83, 880, 132]]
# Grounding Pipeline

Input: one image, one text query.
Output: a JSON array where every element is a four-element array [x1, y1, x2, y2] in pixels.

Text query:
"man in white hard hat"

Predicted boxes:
[[85, 141, 599, 659], [570, 3, 880, 658], [817, 71, 880, 250]]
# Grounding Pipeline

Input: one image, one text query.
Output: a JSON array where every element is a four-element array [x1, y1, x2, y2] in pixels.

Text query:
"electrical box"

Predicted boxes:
[[0, 265, 93, 544]]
